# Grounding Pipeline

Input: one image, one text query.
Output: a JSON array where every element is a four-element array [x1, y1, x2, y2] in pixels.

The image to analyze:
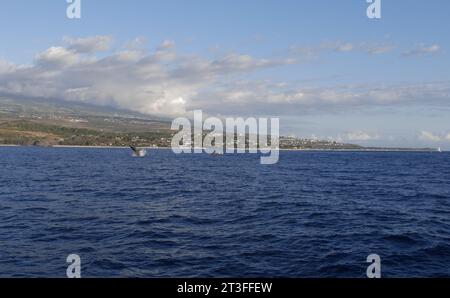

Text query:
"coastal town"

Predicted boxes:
[[0, 97, 437, 151], [0, 119, 358, 149]]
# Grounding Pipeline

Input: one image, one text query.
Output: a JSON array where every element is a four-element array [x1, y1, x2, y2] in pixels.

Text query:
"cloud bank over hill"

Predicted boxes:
[[0, 36, 448, 120]]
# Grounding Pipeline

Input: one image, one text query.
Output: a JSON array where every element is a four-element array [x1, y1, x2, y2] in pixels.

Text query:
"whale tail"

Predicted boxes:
[[130, 145, 147, 157]]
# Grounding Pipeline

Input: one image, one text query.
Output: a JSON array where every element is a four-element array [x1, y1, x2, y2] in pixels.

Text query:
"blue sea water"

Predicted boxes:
[[0, 147, 449, 278]]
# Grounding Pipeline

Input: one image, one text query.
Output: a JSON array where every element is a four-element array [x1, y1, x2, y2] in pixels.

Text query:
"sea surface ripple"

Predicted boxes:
[[0, 147, 449, 277]]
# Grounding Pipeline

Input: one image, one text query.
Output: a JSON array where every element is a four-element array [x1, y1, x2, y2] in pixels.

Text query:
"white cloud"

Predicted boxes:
[[1, 36, 449, 119], [63, 36, 114, 53], [341, 131, 380, 141], [289, 40, 443, 62], [35, 47, 79, 67], [361, 44, 396, 55], [419, 131, 442, 142], [192, 80, 450, 116], [403, 44, 441, 57], [292, 41, 442, 58], [0, 37, 293, 117], [157, 40, 176, 50], [290, 41, 396, 57], [0, 59, 18, 74], [332, 42, 354, 53]]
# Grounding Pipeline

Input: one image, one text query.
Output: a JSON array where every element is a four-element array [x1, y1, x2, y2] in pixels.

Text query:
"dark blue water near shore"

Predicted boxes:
[[0, 147, 449, 277]]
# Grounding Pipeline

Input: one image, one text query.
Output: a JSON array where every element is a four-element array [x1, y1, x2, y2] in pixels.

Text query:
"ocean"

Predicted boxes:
[[0, 147, 449, 277]]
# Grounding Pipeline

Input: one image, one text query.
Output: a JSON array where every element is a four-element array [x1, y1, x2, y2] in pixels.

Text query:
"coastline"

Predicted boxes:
[[0, 144, 442, 152]]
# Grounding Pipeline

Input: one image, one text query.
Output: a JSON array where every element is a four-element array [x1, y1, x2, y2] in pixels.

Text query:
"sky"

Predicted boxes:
[[0, 0, 449, 148]]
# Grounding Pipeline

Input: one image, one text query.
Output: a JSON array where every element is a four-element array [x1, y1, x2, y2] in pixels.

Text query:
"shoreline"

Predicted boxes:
[[0, 144, 442, 152]]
